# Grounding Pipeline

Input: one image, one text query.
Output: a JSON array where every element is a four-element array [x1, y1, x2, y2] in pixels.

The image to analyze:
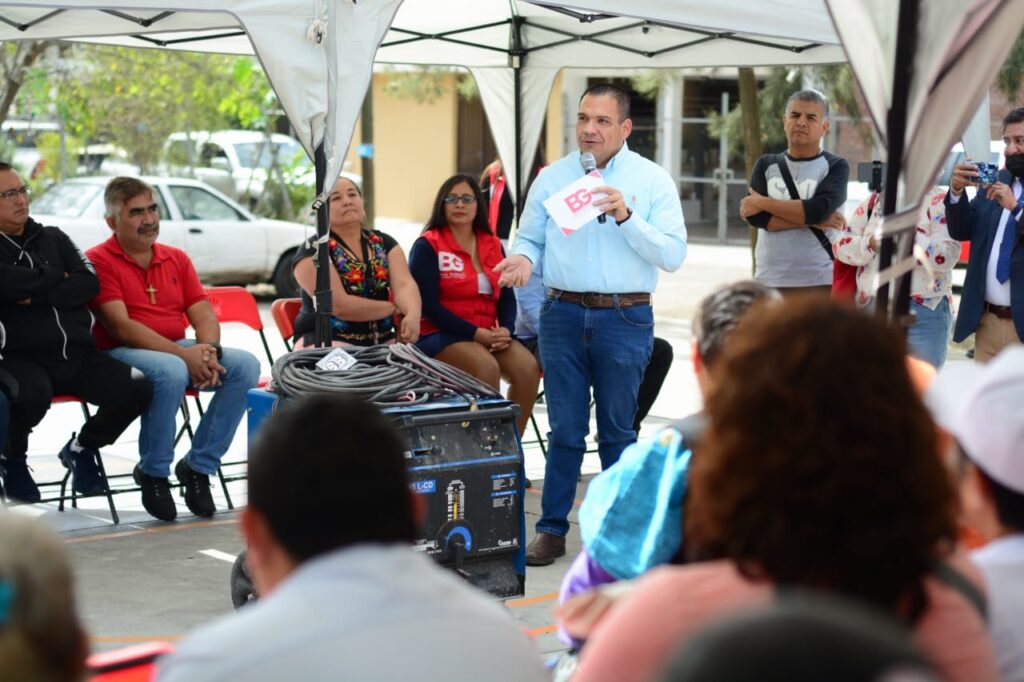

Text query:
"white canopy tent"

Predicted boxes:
[[11, 0, 1007, 333], [371, 0, 846, 206], [0, 0, 847, 209], [0, 0, 849, 343]]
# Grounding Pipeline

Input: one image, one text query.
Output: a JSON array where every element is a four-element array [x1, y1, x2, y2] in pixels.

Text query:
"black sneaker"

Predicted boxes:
[[175, 459, 215, 517], [133, 465, 177, 521], [0, 456, 41, 503], [57, 436, 106, 496]]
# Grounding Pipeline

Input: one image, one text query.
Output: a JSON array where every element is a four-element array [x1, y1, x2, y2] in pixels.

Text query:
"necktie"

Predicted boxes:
[[996, 210, 1019, 284]]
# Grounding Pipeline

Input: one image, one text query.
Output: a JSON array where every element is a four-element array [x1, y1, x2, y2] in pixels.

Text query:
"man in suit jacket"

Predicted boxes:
[[946, 107, 1024, 361]]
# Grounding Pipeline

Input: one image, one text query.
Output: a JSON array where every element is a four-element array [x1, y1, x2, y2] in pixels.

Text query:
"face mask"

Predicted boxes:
[[1005, 153, 1024, 179]]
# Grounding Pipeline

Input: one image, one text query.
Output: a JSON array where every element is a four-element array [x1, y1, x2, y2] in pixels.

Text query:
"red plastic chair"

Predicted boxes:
[[88, 641, 174, 681], [270, 297, 302, 351], [204, 286, 275, 366]]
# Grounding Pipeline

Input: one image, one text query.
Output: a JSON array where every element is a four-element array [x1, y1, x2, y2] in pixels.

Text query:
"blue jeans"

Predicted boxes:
[[907, 298, 952, 369], [536, 296, 653, 537], [108, 341, 260, 477]]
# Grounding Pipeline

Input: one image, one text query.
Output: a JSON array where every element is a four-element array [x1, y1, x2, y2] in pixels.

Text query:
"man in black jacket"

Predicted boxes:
[[0, 163, 151, 503]]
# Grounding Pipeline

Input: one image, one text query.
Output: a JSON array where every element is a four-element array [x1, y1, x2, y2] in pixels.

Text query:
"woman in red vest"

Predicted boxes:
[[409, 174, 539, 436]]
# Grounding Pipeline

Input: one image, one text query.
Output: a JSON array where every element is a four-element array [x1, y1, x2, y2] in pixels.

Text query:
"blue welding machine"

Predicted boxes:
[[246, 388, 526, 599]]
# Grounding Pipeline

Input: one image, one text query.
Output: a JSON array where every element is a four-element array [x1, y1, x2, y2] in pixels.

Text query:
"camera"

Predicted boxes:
[[976, 162, 999, 186], [856, 160, 885, 192]]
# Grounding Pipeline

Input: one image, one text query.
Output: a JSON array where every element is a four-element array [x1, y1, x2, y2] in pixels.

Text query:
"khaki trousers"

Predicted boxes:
[[974, 311, 1022, 362]]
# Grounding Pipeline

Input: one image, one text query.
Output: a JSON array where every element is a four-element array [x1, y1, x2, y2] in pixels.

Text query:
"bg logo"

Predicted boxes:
[[564, 188, 593, 214], [438, 251, 464, 272]]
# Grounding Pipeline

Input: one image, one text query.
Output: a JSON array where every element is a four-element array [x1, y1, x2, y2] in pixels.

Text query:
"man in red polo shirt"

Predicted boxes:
[[88, 177, 260, 521]]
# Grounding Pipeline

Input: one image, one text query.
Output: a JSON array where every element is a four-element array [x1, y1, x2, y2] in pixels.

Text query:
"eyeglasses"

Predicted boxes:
[[0, 186, 30, 201], [443, 194, 476, 205]]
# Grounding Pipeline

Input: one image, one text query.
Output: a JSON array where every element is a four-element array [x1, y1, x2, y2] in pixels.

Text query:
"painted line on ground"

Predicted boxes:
[[527, 624, 558, 636], [63, 518, 237, 545], [506, 591, 559, 609], [200, 548, 238, 563]]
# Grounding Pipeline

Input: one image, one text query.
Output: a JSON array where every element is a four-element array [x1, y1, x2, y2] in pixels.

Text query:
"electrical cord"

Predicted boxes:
[[270, 343, 501, 407]]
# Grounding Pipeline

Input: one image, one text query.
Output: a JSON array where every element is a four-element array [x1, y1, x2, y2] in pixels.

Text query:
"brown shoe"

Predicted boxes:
[[525, 532, 566, 566]]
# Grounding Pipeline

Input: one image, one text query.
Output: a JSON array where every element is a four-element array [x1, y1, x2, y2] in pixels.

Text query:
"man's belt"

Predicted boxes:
[[986, 302, 1013, 320], [549, 289, 651, 309]]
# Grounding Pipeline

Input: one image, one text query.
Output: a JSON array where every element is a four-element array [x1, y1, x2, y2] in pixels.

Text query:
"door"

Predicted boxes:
[[164, 183, 265, 283]]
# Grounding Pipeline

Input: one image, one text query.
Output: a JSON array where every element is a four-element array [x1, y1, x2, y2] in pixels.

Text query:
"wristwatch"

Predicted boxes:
[[210, 342, 223, 360], [615, 208, 633, 226]]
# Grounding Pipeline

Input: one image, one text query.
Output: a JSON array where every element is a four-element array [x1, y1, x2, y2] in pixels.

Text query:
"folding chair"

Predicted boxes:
[[176, 286, 273, 509], [271, 297, 302, 351], [0, 395, 127, 524], [204, 286, 275, 366]]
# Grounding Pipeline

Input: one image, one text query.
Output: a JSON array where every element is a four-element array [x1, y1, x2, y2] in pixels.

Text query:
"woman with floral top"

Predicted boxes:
[[408, 174, 539, 436], [835, 186, 961, 367], [291, 177, 421, 347]]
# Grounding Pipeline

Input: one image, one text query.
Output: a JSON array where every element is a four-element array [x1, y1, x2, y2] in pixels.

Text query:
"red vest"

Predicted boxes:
[[420, 227, 504, 336]]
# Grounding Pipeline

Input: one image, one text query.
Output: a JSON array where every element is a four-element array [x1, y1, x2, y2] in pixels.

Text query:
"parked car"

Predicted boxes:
[[162, 129, 360, 208], [32, 176, 309, 296]]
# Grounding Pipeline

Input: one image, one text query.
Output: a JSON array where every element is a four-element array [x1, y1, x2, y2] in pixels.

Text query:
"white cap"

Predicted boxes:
[[925, 347, 1024, 494]]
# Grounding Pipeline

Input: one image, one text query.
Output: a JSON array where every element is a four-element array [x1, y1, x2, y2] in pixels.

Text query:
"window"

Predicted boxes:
[[233, 140, 304, 169], [32, 183, 102, 218], [200, 143, 229, 167], [168, 185, 245, 221]]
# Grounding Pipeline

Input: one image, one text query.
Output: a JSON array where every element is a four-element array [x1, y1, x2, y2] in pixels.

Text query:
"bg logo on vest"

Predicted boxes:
[[438, 251, 464, 279], [564, 188, 593, 214]]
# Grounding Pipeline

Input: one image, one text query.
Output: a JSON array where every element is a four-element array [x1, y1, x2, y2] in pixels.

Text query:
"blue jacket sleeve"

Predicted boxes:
[[407, 237, 477, 339], [944, 189, 978, 242]]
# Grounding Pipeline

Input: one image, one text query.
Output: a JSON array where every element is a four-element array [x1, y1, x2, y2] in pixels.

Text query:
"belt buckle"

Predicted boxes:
[[580, 292, 600, 308]]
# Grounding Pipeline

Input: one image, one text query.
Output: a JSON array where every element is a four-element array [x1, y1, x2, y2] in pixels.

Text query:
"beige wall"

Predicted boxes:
[[545, 71, 565, 163], [345, 71, 567, 221], [346, 73, 459, 222]]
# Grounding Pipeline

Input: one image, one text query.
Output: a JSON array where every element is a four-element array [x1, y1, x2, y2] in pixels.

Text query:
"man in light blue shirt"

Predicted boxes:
[[495, 83, 686, 565]]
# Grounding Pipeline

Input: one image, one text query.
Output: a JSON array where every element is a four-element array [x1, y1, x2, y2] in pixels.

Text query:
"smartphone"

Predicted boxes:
[[976, 162, 999, 186]]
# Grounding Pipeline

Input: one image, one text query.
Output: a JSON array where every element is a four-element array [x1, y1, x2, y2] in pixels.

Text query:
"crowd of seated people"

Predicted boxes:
[[5, 290, 1024, 681]]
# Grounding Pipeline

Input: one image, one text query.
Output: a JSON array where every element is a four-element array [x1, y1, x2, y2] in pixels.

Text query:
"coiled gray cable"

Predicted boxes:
[[270, 343, 501, 407]]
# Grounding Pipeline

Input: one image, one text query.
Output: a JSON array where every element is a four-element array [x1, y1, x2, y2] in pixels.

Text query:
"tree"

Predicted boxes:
[[997, 33, 1024, 102], [44, 45, 272, 172], [0, 41, 51, 126]]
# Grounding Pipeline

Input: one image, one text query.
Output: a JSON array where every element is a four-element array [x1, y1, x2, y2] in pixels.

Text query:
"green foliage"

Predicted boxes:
[[629, 71, 666, 99], [33, 131, 81, 186], [708, 68, 793, 157], [708, 65, 864, 162], [381, 66, 477, 103], [381, 66, 448, 104], [997, 33, 1024, 103], [29, 45, 274, 173]]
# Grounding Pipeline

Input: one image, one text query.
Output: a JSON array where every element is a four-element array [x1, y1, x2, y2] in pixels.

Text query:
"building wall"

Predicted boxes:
[[545, 71, 565, 163], [346, 73, 459, 222]]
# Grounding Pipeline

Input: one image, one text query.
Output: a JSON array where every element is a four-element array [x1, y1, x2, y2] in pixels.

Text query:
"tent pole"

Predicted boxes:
[[511, 16, 525, 217], [314, 142, 332, 348], [877, 0, 919, 330]]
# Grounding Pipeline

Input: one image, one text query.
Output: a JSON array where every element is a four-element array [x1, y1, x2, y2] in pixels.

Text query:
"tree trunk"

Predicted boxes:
[[738, 67, 762, 276], [0, 41, 49, 125]]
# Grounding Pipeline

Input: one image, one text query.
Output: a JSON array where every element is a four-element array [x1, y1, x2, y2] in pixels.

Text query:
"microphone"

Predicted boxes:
[[581, 151, 606, 224]]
